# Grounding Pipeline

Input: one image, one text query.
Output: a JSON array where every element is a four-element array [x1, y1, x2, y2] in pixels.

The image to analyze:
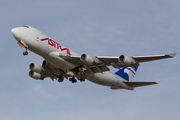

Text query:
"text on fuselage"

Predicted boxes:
[[40, 38, 71, 55]]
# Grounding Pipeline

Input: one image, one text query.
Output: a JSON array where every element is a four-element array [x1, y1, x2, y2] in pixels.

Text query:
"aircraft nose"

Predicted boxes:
[[11, 28, 22, 40], [11, 27, 27, 40]]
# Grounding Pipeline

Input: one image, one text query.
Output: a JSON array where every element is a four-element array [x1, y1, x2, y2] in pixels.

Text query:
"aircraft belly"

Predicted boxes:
[[87, 72, 132, 89], [87, 72, 118, 86]]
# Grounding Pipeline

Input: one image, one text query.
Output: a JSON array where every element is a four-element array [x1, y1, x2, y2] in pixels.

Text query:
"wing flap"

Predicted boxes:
[[123, 81, 158, 87], [86, 65, 110, 74]]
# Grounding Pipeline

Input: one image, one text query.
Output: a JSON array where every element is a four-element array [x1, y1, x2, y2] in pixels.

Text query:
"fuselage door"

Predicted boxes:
[[36, 35, 40, 42]]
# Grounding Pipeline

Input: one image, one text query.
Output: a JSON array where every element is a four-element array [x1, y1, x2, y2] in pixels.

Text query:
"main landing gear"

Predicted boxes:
[[54, 69, 86, 84], [69, 76, 77, 83], [77, 67, 86, 82], [58, 76, 84, 84], [57, 75, 77, 83], [79, 78, 85, 82], [57, 75, 64, 83]]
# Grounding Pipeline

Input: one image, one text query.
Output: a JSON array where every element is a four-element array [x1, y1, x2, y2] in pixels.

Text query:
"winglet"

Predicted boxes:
[[170, 53, 176, 58]]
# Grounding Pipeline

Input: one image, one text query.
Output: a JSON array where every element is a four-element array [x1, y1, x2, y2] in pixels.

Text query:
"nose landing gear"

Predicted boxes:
[[17, 40, 28, 56], [23, 50, 28, 55], [23, 47, 28, 56]]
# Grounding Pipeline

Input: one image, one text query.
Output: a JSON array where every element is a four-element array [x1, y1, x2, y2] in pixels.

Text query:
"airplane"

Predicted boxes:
[[11, 25, 176, 90]]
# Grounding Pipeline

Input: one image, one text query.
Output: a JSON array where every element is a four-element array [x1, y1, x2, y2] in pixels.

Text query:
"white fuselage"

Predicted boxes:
[[12, 26, 133, 90]]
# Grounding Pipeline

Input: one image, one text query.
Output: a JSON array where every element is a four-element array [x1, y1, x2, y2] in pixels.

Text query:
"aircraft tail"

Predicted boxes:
[[115, 66, 138, 81], [115, 66, 157, 88]]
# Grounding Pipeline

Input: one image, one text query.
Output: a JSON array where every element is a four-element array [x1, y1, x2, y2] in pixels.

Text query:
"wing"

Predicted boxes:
[[132, 53, 176, 62], [97, 53, 176, 64], [64, 53, 176, 72], [29, 53, 176, 81]]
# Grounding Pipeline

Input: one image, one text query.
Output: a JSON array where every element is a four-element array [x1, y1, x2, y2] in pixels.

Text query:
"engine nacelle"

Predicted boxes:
[[80, 54, 95, 65], [29, 63, 43, 73], [119, 55, 134, 65], [29, 70, 41, 80]]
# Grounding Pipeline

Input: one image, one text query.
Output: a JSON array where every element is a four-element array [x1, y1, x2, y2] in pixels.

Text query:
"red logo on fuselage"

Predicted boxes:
[[40, 38, 71, 55]]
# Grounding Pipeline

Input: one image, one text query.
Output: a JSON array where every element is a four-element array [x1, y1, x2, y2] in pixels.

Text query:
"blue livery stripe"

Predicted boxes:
[[115, 66, 138, 81]]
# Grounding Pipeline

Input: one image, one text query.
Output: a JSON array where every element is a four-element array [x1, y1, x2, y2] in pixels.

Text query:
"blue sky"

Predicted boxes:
[[0, 0, 180, 120]]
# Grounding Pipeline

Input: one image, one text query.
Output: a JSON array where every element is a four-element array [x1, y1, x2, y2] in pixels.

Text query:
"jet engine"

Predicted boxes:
[[29, 63, 43, 73], [119, 55, 135, 65], [80, 54, 96, 65], [29, 70, 42, 80]]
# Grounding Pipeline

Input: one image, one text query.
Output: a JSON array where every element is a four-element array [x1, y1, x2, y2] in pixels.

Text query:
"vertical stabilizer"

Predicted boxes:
[[115, 66, 138, 81]]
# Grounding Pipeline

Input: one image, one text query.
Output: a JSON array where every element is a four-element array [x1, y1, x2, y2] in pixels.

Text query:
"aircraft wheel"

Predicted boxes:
[[80, 78, 85, 82], [57, 75, 64, 83], [23, 51, 28, 56], [72, 79, 77, 83], [58, 79, 61, 83], [58, 77, 63, 83]]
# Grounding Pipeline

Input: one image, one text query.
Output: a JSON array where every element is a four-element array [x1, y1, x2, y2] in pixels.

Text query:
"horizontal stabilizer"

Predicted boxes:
[[123, 81, 157, 87]]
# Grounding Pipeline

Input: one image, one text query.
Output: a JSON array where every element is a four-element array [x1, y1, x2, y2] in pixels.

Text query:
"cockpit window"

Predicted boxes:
[[23, 25, 29, 28]]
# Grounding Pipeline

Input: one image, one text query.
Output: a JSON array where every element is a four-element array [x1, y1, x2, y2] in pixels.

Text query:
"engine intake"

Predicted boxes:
[[80, 54, 95, 65], [29, 70, 41, 80], [29, 63, 43, 73], [119, 55, 134, 65]]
